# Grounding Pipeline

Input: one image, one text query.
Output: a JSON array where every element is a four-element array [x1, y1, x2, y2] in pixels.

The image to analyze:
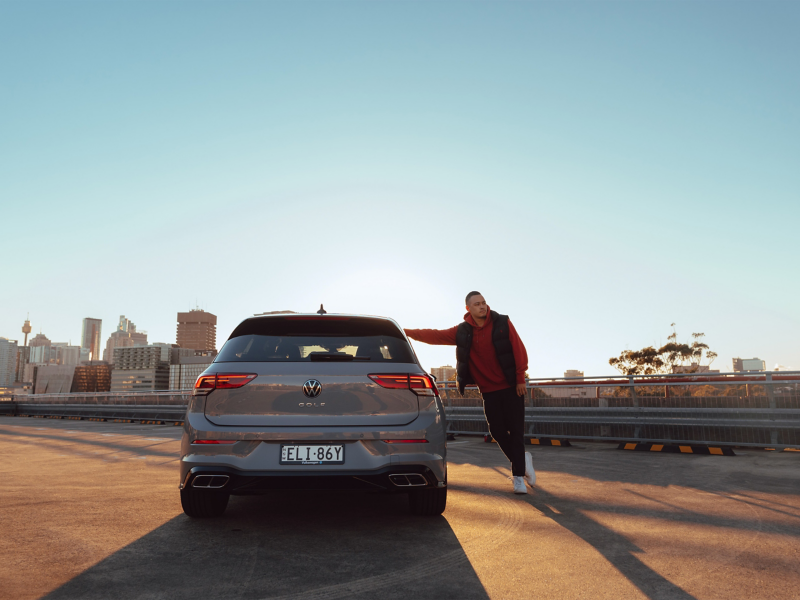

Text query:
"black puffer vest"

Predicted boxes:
[[455, 310, 517, 395]]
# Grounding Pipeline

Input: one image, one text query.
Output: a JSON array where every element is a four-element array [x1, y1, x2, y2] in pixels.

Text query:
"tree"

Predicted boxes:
[[609, 324, 718, 376]]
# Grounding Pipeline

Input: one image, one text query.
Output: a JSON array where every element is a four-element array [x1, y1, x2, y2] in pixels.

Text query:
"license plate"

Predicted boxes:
[[280, 444, 345, 465]]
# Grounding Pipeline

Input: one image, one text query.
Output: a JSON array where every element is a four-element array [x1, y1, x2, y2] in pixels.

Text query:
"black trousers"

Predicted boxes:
[[482, 387, 526, 476]]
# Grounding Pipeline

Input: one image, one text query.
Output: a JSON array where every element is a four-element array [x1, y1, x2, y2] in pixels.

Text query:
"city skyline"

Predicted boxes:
[[1, 2, 798, 377], [1, 307, 793, 379]]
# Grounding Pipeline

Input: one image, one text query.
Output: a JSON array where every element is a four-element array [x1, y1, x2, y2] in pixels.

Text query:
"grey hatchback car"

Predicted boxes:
[[179, 312, 447, 518]]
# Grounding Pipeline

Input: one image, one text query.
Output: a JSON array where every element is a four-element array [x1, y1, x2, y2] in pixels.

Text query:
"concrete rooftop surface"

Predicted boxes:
[[1, 416, 798, 600]]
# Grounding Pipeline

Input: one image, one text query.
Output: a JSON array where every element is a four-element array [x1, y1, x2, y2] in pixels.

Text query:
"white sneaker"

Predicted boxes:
[[524, 452, 536, 487], [512, 476, 528, 494]]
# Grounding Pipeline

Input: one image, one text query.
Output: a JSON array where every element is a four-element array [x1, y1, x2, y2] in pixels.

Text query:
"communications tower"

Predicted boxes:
[[22, 316, 31, 347]]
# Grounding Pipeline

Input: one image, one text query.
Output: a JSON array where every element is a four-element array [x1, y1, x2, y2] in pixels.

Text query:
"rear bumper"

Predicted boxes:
[[181, 464, 445, 494], [180, 395, 448, 488]]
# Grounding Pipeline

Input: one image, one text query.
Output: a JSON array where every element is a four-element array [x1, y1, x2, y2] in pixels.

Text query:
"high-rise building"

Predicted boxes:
[[115, 315, 147, 343], [81, 318, 102, 362], [732, 358, 766, 372], [430, 365, 456, 382], [72, 362, 112, 392], [23, 363, 39, 386], [118, 316, 134, 333], [52, 343, 82, 365], [29, 333, 51, 348], [29, 346, 51, 364], [34, 365, 75, 394], [0, 338, 19, 387], [103, 334, 136, 363], [103, 315, 148, 363], [564, 370, 584, 379], [110, 345, 179, 391], [28, 341, 80, 366], [27, 332, 52, 364], [15, 346, 30, 383], [176, 309, 217, 353], [30, 362, 111, 394], [112, 345, 174, 369], [169, 353, 215, 390]]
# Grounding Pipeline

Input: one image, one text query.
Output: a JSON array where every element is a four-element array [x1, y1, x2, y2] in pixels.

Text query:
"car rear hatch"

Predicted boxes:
[[200, 315, 427, 427]]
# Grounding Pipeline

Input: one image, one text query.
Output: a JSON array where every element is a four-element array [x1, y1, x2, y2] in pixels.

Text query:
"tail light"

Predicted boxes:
[[193, 373, 257, 395], [191, 440, 237, 445], [368, 374, 439, 397], [194, 375, 216, 393]]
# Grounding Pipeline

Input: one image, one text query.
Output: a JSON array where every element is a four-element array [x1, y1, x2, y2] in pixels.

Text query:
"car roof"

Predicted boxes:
[[237, 313, 404, 332], [250, 313, 397, 321]]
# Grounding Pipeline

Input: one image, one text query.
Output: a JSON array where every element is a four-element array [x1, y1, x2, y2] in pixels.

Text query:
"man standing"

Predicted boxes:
[[404, 292, 536, 494]]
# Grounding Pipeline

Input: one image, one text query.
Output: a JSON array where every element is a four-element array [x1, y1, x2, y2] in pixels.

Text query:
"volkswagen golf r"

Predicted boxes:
[[179, 312, 447, 518]]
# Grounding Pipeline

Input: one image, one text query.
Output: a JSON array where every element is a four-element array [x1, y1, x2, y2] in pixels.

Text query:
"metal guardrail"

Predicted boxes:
[[437, 371, 800, 449], [0, 390, 192, 423], [14, 404, 188, 422], [5, 390, 193, 405], [2, 372, 799, 449]]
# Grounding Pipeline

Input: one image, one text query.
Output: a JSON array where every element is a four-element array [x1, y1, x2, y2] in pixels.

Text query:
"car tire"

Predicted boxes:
[[408, 486, 447, 516], [180, 488, 230, 518]]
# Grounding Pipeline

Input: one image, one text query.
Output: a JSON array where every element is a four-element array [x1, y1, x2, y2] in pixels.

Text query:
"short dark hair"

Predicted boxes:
[[465, 291, 483, 305]]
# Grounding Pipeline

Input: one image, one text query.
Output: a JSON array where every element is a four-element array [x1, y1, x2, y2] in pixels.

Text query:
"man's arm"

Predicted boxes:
[[508, 320, 529, 394], [404, 326, 458, 346]]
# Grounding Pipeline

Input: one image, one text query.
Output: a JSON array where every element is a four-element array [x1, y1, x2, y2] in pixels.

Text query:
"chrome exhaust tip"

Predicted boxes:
[[389, 473, 428, 487], [192, 475, 230, 489]]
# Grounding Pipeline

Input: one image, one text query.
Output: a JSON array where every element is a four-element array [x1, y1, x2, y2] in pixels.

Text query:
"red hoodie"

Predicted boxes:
[[404, 308, 528, 393]]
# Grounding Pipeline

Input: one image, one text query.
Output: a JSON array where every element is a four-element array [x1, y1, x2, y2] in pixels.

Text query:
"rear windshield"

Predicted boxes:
[[215, 316, 416, 363]]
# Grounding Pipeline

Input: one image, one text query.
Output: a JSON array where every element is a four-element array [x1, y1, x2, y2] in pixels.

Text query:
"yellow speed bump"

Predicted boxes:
[[618, 443, 735, 456]]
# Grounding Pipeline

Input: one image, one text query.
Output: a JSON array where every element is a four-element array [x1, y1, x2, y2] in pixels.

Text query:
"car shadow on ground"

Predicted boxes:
[[42, 491, 490, 600]]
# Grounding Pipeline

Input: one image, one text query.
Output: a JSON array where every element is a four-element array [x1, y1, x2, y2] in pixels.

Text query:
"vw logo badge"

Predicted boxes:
[[303, 379, 322, 398]]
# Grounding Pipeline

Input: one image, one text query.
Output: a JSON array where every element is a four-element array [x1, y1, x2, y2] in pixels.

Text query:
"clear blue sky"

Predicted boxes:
[[1, 1, 798, 376]]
